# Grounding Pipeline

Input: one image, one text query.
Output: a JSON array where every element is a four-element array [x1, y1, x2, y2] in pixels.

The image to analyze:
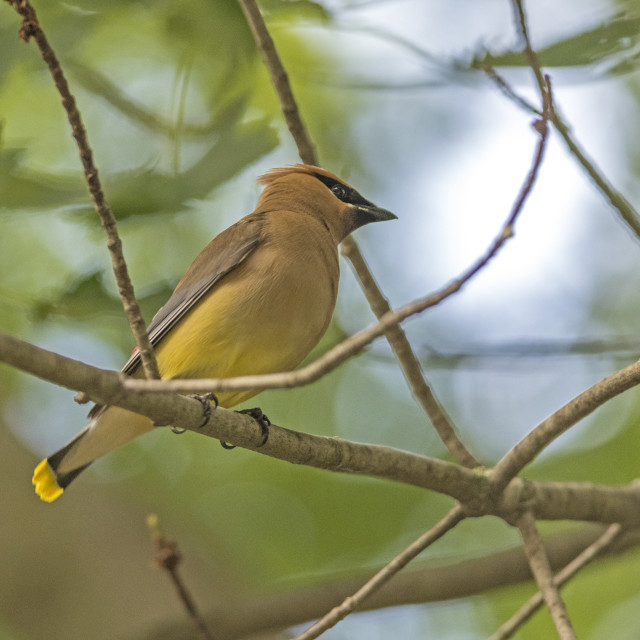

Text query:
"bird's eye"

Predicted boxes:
[[331, 183, 348, 200]]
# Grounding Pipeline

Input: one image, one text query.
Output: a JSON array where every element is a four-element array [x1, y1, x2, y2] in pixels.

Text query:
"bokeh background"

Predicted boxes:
[[2, 0, 640, 638]]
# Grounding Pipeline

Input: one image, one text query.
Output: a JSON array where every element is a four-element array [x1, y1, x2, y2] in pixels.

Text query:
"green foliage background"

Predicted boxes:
[[2, 1, 640, 639]]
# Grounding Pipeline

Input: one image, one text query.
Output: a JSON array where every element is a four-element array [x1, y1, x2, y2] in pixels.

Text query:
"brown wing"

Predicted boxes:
[[121, 213, 265, 376]]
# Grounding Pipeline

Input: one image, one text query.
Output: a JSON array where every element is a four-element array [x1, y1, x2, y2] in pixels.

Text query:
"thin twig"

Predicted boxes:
[[5, 0, 161, 381], [481, 63, 541, 115], [126, 4, 552, 427], [516, 512, 577, 640], [491, 523, 623, 640], [293, 505, 466, 640], [489, 356, 640, 493], [510, 0, 547, 97], [236, 0, 317, 165], [124, 91, 550, 399], [551, 114, 640, 237], [235, 0, 480, 467], [508, 0, 640, 238], [147, 515, 216, 640], [484, 66, 640, 238], [70, 62, 230, 140], [484, 4, 640, 494], [0, 329, 483, 502]]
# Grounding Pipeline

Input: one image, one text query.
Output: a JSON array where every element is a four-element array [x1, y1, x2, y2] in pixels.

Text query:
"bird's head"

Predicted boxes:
[[257, 165, 397, 242]]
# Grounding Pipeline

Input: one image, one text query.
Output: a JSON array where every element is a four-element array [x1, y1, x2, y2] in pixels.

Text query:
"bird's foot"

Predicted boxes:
[[219, 407, 271, 450], [238, 407, 271, 446], [193, 392, 219, 427], [172, 392, 219, 434]]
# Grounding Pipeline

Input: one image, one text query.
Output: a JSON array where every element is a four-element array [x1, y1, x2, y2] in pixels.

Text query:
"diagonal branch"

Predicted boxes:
[[551, 113, 640, 238], [4, 0, 161, 381], [510, 0, 547, 98], [147, 515, 217, 640], [491, 523, 623, 640], [484, 65, 640, 239], [235, 0, 480, 466], [507, 0, 640, 239], [489, 356, 640, 493], [516, 512, 577, 639], [486, 1, 640, 495], [131, 526, 640, 639], [237, 0, 317, 165], [340, 241, 480, 467], [293, 505, 466, 640], [0, 330, 481, 502]]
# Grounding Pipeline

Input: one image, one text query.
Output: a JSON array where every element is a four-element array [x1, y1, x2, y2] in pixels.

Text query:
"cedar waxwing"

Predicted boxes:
[[32, 164, 396, 502]]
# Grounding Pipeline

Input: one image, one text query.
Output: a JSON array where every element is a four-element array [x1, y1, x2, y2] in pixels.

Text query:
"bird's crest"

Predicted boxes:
[[258, 164, 352, 189]]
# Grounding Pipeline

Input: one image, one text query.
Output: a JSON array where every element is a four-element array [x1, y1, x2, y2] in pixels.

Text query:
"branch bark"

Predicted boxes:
[[517, 512, 577, 639], [490, 358, 640, 492], [237, 0, 317, 165], [3, 330, 640, 526], [5, 0, 161, 381], [293, 505, 466, 640], [131, 525, 640, 640], [491, 523, 623, 640], [147, 515, 217, 640], [340, 240, 480, 468], [3, 3, 639, 638]]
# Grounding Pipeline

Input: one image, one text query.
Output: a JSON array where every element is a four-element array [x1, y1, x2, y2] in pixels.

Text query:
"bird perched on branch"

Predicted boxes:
[[32, 164, 397, 502]]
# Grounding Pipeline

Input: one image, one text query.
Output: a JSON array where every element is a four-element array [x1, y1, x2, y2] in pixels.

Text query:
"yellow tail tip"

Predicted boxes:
[[32, 458, 64, 503]]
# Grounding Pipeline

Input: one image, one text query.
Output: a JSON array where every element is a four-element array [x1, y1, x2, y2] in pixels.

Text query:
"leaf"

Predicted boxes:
[[30, 271, 174, 324], [261, 0, 331, 22], [474, 13, 640, 72], [0, 148, 87, 211], [104, 116, 278, 220]]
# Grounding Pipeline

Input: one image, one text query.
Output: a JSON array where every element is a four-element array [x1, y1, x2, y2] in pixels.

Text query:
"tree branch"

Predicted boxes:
[[4, 0, 161, 381], [293, 505, 466, 640], [132, 525, 640, 640], [236, 0, 317, 165], [550, 112, 640, 238], [4, 330, 640, 526], [4, 2, 639, 637], [491, 523, 622, 640], [510, 0, 547, 99], [121, 102, 549, 400], [0, 331, 479, 501], [516, 512, 577, 639], [147, 515, 217, 640], [497, 1, 640, 239], [340, 240, 480, 468], [489, 357, 640, 492]]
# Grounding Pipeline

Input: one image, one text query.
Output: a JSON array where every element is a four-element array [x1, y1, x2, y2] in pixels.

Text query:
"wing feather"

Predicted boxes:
[[121, 215, 264, 376]]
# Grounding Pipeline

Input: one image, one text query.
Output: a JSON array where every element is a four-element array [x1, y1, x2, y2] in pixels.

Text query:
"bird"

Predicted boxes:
[[32, 164, 397, 502]]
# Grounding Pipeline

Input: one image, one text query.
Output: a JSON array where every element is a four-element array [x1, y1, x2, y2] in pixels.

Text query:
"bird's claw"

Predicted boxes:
[[172, 392, 218, 434], [192, 392, 219, 428], [219, 407, 270, 450], [238, 407, 271, 446]]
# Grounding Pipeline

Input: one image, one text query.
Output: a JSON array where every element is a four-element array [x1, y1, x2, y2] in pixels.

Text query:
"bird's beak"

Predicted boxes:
[[365, 205, 397, 222], [352, 203, 398, 227]]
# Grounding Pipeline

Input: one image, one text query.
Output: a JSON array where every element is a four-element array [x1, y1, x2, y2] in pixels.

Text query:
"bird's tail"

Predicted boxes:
[[32, 406, 154, 502]]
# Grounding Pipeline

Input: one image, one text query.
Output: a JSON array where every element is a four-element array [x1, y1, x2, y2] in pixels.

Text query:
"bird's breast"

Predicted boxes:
[[155, 216, 340, 406]]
